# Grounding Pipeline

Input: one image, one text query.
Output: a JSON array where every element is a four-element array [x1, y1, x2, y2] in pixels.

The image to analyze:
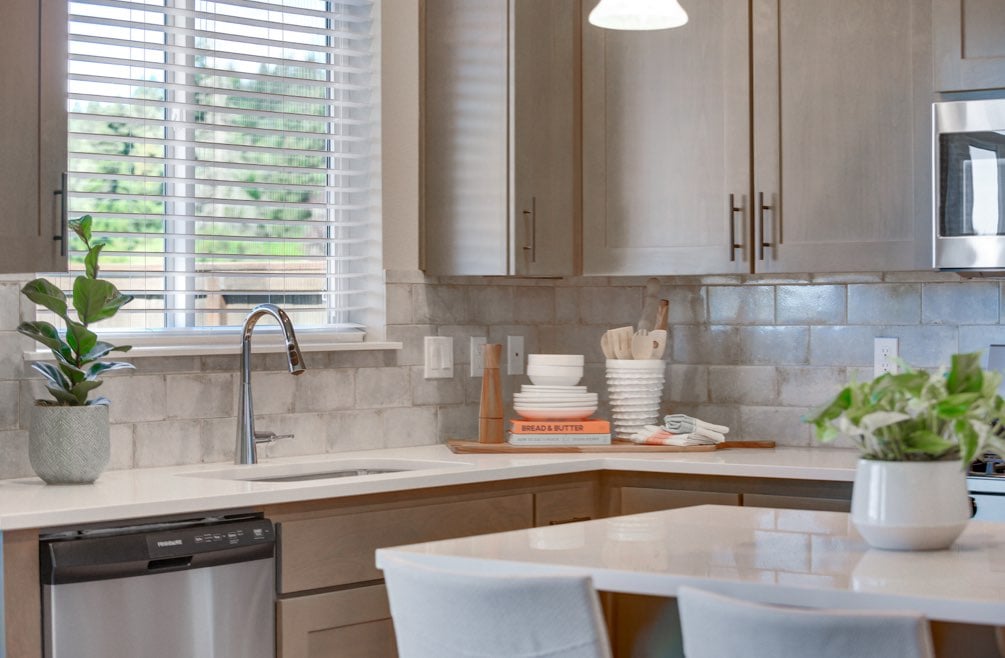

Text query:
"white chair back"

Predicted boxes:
[[677, 586, 935, 658], [381, 554, 612, 658]]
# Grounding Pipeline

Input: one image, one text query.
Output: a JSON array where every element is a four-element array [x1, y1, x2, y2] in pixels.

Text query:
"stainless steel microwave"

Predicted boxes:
[[934, 99, 1005, 270]]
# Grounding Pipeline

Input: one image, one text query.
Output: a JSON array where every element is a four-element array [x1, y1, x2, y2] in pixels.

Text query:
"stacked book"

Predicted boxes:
[[508, 419, 612, 446]]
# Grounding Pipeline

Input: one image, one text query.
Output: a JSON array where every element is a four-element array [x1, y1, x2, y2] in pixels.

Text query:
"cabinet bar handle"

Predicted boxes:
[[758, 191, 774, 260], [521, 196, 537, 264], [53, 172, 68, 257], [728, 193, 743, 262]]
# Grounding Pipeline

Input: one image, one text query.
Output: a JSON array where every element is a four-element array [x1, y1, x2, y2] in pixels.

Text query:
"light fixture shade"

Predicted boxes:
[[588, 0, 689, 30]]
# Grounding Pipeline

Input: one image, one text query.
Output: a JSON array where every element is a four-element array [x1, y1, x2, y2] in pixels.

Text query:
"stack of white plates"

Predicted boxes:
[[513, 384, 598, 420]]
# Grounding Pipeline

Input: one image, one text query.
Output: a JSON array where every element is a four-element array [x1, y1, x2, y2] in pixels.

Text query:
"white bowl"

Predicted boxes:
[[527, 354, 585, 366], [527, 364, 583, 387]]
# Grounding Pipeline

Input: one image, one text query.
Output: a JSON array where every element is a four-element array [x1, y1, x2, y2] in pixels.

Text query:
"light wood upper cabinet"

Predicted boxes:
[[582, 0, 751, 275], [583, 0, 931, 275], [0, 0, 67, 274], [751, 0, 930, 273], [934, 0, 1005, 91], [422, 0, 579, 276]]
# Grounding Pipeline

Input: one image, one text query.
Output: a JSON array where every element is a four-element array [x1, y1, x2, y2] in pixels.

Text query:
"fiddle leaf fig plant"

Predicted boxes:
[[805, 352, 1005, 466], [17, 215, 135, 406]]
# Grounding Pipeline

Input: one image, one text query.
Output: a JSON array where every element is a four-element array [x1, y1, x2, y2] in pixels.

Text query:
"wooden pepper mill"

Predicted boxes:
[[478, 343, 504, 444]]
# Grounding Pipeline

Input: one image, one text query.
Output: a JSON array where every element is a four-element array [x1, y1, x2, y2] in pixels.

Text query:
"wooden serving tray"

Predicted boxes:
[[446, 440, 775, 454]]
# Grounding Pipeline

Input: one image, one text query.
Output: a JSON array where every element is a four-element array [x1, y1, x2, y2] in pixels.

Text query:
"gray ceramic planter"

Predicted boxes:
[[29, 403, 110, 485]]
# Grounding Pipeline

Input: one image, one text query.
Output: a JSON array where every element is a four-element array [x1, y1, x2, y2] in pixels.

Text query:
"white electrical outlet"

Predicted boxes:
[[874, 337, 899, 378], [470, 337, 487, 377], [506, 336, 525, 375], [423, 336, 453, 379]]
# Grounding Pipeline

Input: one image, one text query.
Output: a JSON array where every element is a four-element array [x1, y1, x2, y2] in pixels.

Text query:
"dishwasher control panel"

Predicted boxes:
[[147, 518, 274, 559]]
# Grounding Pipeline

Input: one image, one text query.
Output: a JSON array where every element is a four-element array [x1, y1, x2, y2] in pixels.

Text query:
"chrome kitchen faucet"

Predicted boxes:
[[236, 304, 306, 464]]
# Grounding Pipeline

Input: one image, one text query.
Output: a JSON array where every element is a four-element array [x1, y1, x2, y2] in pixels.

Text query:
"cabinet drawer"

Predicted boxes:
[[278, 493, 533, 593], [620, 487, 740, 515], [535, 483, 598, 526], [277, 584, 395, 658], [743, 493, 850, 513]]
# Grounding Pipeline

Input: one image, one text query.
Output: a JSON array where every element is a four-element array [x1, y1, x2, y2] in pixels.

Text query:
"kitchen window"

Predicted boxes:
[[44, 0, 381, 344]]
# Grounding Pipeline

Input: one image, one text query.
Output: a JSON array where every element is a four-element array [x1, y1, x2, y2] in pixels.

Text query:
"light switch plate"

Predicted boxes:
[[470, 337, 487, 377], [423, 336, 453, 379], [506, 336, 524, 375]]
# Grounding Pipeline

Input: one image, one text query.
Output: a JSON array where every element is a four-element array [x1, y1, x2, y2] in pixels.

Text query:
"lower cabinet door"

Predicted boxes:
[[619, 487, 740, 515], [278, 584, 396, 658]]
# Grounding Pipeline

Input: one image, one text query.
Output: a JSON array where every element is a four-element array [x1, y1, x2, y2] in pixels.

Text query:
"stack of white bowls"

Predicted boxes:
[[515, 355, 597, 420], [605, 359, 665, 438]]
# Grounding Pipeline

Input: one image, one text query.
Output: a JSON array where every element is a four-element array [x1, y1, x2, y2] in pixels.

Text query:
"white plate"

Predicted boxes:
[[514, 406, 597, 420], [515, 401, 600, 409], [514, 393, 598, 403], [521, 385, 588, 392]]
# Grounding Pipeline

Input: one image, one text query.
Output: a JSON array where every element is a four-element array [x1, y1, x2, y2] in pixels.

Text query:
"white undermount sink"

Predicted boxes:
[[181, 458, 470, 483]]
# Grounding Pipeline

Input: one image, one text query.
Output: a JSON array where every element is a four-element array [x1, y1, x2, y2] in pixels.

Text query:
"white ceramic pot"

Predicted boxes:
[[851, 459, 970, 551], [29, 403, 110, 485]]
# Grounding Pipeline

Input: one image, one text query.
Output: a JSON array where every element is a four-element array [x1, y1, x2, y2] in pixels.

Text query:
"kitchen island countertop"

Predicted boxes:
[[0, 445, 860, 531], [377, 504, 1005, 626]]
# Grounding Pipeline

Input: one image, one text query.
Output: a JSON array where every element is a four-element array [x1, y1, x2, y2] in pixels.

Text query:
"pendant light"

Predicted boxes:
[[588, 0, 689, 31]]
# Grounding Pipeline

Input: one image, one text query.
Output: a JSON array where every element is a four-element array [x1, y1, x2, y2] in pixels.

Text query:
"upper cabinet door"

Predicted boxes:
[[751, 0, 930, 273], [582, 0, 751, 276], [934, 0, 1005, 92], [0, 0, 68, 274], [423, 0, 578, 276], [510, 0, 579, 276]]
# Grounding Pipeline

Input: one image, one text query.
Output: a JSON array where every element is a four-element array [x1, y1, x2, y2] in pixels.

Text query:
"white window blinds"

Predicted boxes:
[[56, 0, 379, 335]]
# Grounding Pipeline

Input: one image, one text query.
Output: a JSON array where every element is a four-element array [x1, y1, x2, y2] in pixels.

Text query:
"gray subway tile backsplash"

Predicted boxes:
[[3, 270, 1003, 477]]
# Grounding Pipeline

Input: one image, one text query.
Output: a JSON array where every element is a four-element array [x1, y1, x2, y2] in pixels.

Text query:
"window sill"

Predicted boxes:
[[24, 336, 403, 361]]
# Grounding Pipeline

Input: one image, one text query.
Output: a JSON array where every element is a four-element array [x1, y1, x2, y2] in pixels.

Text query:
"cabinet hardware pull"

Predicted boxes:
[[728, 193, 743, 262], [522, 195, 537, 263], [758, 191, 773, 260], [53, 172, 68, 257]]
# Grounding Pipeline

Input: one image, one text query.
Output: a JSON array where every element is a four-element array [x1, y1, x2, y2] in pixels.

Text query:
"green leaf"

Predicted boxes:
[[72, 277, 133, 325], [20, 279, 68, 319], [30, 362, 70, 391], [17, 321, 72, 361], [904, 429, 955, 457], [955, 418, 980, 465], [89, 396, 111, 407], [69, 214, 93, 244], [946, 352, 983, 394], [934, 392, 981, 419], [84, 242, 104, 279], [45, 385, 79, 406], [80, 341, 131, 362], [65, 320, 98, 361], [57, 361, 87, 385], [85, 361, 135, 379], [69, 379, 103, 405]]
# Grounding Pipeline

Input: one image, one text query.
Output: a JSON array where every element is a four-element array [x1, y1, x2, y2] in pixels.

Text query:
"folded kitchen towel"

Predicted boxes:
[[663, 414, 730, 436], [627, 426, 718, 446]]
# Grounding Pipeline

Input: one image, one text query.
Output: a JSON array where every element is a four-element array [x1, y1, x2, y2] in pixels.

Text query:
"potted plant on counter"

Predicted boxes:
[[806, 352, 1005, 550], [17, 215, 134, 484]]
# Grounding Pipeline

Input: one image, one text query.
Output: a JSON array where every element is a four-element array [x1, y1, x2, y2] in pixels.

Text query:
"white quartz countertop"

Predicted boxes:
[[376, 504, 1005, 626], [0, 445, 859, 531]]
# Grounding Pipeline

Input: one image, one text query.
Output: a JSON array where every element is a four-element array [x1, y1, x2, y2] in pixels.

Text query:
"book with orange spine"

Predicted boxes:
[[509, 419, 611, 434]]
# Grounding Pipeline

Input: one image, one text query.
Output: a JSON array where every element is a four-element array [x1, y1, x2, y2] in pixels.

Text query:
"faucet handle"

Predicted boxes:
[[253, 430, 295, 445]]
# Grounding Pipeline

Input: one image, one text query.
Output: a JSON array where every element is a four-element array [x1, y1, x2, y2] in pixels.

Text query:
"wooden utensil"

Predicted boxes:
[[601, 331, 615, 359], [612, 326, 634, 359], [478, 343, 504, 443], [654, 299, 669, 331], [637, 278, 661, 333]]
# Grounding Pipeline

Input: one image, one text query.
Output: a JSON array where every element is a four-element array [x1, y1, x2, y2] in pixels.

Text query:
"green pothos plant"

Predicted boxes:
[[17, 215, 135, 406], [805, 352, 1005, 467]]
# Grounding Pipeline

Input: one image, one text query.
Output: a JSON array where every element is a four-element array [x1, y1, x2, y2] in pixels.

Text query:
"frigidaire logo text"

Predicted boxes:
[[157, 539, 183, 547]]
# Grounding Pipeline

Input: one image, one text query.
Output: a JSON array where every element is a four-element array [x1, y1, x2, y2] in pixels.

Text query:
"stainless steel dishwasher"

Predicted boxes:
[[40, 513, 275, 658]]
